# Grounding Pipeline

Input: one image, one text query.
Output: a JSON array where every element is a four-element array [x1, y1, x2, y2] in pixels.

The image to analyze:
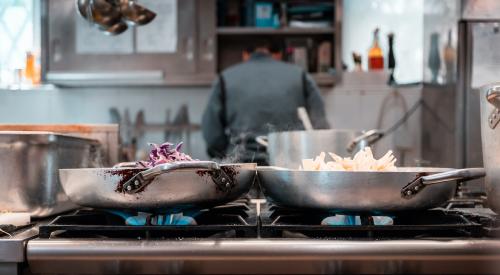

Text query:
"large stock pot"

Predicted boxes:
[[0, 131, 101, 217], [480, 83, 500, 213], [255, 129, 383, 169]]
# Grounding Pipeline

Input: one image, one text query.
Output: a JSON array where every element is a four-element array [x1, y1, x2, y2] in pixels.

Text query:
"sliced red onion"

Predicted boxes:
[[136, 141, 194, 168]]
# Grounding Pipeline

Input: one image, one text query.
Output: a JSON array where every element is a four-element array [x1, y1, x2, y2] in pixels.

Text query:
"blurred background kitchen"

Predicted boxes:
[[0, 0, 497, 175]]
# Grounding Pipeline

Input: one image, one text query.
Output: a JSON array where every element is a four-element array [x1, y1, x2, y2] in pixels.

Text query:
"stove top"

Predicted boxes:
[[36, 196, 500, 240], [25, 195, 500, 275]]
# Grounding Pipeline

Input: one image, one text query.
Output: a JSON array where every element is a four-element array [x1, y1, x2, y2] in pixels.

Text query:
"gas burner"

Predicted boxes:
[[259, 204, 493, 239], [265, 205, 393, 226], [38, 199, 258, 239]]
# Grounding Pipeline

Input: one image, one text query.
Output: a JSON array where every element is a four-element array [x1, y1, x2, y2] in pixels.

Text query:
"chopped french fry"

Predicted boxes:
[[300, 147, 397, 172]]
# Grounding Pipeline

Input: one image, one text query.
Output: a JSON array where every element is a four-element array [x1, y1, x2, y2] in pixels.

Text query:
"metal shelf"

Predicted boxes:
[[217, 27, 335, 36]]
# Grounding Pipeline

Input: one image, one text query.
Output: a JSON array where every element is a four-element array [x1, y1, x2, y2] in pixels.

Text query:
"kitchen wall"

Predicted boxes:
[[0, 81, 423, 166], [0, 86, 211, 160]]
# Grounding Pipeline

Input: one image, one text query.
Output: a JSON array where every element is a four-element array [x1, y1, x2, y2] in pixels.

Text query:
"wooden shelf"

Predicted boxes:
[[217, 27, 335, 36]]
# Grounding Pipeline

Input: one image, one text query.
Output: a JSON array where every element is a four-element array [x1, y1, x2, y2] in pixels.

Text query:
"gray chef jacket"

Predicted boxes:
[[202, 53, 330, 164]]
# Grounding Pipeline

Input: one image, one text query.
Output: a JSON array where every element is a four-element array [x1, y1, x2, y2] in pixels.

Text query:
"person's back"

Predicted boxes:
[[223, 53, 311, 134], [202, 51, 329, 164]]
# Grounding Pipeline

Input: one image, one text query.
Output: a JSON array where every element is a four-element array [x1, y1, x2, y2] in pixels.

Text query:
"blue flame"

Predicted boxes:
[[321, 215, 393, 226], [107, 210, 198, 226]]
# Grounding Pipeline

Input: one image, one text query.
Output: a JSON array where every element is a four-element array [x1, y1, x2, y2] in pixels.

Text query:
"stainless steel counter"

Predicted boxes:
[[27, 239, 500, 274], [0, 226, 39, 274]]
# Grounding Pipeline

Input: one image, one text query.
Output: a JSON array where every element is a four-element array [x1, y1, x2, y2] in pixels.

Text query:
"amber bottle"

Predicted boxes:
[[368, 28, 384, 70]]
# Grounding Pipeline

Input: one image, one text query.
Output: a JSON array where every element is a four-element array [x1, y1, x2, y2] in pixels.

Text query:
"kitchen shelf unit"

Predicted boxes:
[[215, 0, 342, 87], [41, 0, 340, 87]]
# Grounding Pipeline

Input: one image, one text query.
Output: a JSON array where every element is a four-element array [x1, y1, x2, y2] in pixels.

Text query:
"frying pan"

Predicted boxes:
[[59, 161, 256, 212], [257, 167, 486, 214]]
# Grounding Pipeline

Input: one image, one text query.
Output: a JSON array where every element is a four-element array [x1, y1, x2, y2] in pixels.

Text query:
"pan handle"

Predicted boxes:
[[140, 161, 220, 180], [255, 136, 269, 147], [121, 161, 233, 194], [401, 168, 486, 198]]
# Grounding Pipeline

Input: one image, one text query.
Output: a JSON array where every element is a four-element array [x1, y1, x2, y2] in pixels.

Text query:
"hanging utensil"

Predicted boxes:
[[75, 0, 155, 35], [76, 0, 122, 28], [119, 0, 156, 26]]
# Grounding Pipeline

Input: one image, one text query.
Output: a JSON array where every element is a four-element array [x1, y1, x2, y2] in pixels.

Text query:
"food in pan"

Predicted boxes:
[[136, 142, 194, 168], [301, 147, 397, 172]]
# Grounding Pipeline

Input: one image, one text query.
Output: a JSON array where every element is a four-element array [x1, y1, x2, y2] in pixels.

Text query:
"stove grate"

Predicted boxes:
[[259, 205, 490, 239], [39, 200, 258, 239]]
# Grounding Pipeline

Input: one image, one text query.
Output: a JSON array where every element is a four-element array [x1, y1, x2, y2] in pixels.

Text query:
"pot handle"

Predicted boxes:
[[255, 136, 269, 147], [401, 168, 486, 198], [487, 86, 500, 107], [121, 161, 233, 194], [347, 129, 384, 153], [486, 87, 500, 129]]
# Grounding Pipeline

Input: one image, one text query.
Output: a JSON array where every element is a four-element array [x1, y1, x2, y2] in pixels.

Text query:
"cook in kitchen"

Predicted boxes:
[[202, 40, 330, 165]]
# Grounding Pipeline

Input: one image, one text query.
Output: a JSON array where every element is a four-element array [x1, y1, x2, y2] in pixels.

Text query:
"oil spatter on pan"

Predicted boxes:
[[107, 169, 146, 193]]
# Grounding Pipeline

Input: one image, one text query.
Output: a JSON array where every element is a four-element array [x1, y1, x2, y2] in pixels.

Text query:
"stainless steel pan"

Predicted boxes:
[[257, 167, 485, 214], [60, 161, 256, 212]]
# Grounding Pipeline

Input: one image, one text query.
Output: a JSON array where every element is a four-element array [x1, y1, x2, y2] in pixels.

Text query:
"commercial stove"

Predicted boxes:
[[9, 195, 500, 274]]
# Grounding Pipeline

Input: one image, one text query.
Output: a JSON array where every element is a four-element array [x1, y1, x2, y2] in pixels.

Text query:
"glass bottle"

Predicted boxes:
[[352, 52, 362, 72], [428, 33, 441, 83], [368, 28, 384, 70], [24, 51, 35, 84], [387, 33, 396, 83], [443, 29, 456, 83]]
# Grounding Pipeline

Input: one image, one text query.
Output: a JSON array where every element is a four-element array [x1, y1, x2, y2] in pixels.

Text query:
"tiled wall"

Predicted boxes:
[[0, 86, 211, 159], [0, 81, 423, 166]]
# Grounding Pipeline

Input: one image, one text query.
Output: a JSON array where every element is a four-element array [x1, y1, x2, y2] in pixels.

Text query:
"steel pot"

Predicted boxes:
[[255, 129, 383, 169], [0, 131, 102, 217], [480, 83, 500, 213]]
